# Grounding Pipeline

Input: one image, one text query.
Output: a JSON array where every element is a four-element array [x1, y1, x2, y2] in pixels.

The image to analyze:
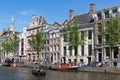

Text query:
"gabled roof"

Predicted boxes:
[[61, 20, 68, 26], [38, 16, 48, 25], [77, 13, 94, 23], [1, 30, 20, 37], [30, 15, 48, 27], [52, 22, 61, 27]]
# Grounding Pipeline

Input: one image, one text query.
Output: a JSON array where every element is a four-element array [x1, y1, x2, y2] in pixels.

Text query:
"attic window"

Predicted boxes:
[[97, 13, 101, 20], [105, 11, 109, 18], [113, 9, 117, 17]]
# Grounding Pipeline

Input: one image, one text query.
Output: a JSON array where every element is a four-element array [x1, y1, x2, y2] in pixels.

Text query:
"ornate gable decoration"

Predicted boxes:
[[30, 15, 38, 27]]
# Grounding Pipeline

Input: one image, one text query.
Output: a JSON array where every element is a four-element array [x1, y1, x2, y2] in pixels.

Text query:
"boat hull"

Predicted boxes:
[[2, 63, 11, 67], [31, 70, 46, 76], [50, 66, 78, 72]]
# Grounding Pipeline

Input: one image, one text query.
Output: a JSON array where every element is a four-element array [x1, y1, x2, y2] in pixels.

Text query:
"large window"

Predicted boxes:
[[98, 35, 102, 44], [74, 47, 77, 56], [69, 46, 72, 56], [97, 13, 101, 20], [113, 9, 117, 17], [64, 46, 66, 56], [81, 31, 84, 40], [88, 45, 92, 56], [88, 30, 92, 39], [81, 45, 84, 56], [63, 34, 67, 42], [105, 11, 109, 18], [106, 47, 109, 57]]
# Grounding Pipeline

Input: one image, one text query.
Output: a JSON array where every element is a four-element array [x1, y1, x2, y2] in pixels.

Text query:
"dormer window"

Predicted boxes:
[[33, 22, 34, 24], [97, 13, 101, 20], [105, 11, 109, 18], [113, 9, 117, 17]]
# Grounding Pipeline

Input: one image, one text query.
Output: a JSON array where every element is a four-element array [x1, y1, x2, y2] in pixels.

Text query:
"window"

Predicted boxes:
[[63, 34, 67, 42], [68, 59, 71, 63], [54, 45, 56, 51], [81, 45, 84, 56], [88, 45, 92, 56], [56, 33, 59, 37], [105, 11, 109, 18], [106, 47, 109, 57], [74, 47, 77, 56], [43, 33, 46, 38], [97, 13, 101, 20], [47, 46, 49, 51], [69, 46, 72, 56], [88, 30, 92, 39], [98, 35, 102, 44], [81, 31, 84, 40], [64, 46, 66, 56], [47, 40, 49, 44], [113, 9, 117, 17]]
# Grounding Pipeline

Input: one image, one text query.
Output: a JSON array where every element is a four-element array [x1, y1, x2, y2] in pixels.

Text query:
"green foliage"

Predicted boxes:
[[63, 16, 87, 64], [10, 33, 19, 54], [28, 29, 46, 57], [99, 16, 120, 66], [63, 17, 86, 47], [105, 17, 120, 47], [2, 36, 12, 54], [1, 32, 19, 57]]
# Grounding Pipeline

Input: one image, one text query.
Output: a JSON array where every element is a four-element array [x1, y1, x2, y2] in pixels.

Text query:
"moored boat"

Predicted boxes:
[[50, 64, 79, 71], [31, 70, 46, 76], [2, 63, 11, 67], [51, 66, 78, 71]]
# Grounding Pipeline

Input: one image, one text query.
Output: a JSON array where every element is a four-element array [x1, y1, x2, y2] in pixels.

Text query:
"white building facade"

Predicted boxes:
[[19, 27, 27, 63]]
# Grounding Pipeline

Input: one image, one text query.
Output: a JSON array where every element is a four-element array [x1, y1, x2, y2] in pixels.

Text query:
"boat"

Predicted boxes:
[[50, 64, 79, 72], [51, 66, 78, 71], [31, 70, 46, 76], [39, 64, 51, 70], [2, 63, 11, 67]]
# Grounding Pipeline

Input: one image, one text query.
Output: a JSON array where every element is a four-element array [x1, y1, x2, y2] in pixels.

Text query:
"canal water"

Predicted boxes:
[[0, 67, 120, 80]]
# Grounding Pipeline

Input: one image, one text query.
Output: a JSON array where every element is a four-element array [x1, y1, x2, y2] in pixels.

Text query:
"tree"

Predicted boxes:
[[28, 29, 46, 63], [2, 36, 12, 57], [2, 32, 19, 57], [99, 16, 120, 66], [63, 17, 86, 65], [10, 33, 19, 56]]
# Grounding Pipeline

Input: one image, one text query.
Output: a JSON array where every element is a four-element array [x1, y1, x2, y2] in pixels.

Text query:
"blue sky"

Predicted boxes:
[[0, 0, 120, 32]]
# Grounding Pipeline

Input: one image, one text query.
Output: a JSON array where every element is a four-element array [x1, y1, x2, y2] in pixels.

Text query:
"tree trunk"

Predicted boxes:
[[110, 47, 114, 67], [37, 52, 39, 64], [74, 46, 78, 66]]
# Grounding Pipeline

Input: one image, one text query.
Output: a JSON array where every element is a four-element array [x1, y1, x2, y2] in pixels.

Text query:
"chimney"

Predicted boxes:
[[90, 3, 96, 14], [69, 10, 74, 20]]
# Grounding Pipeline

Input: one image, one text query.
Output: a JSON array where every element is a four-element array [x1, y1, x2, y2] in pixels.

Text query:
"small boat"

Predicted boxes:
[[2, 63, 11, 67], [50, 64, 79, 72], [31, 70, 46, 76]]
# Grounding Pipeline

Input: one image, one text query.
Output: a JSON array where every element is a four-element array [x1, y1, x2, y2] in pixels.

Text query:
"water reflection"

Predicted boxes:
[[0, 67, 120, 80]]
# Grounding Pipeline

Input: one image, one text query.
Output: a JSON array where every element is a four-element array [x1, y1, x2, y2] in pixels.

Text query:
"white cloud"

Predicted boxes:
[[0, 20, 10, 23], [19, 10, 36, 16]]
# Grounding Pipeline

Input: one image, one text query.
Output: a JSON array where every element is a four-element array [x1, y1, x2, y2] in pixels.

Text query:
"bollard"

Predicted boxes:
[[104, 69, 106, 74]]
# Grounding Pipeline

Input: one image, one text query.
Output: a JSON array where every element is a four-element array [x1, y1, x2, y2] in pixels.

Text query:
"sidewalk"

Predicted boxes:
[[16, 63, 38, 68], [78, 67, 120, 74]]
